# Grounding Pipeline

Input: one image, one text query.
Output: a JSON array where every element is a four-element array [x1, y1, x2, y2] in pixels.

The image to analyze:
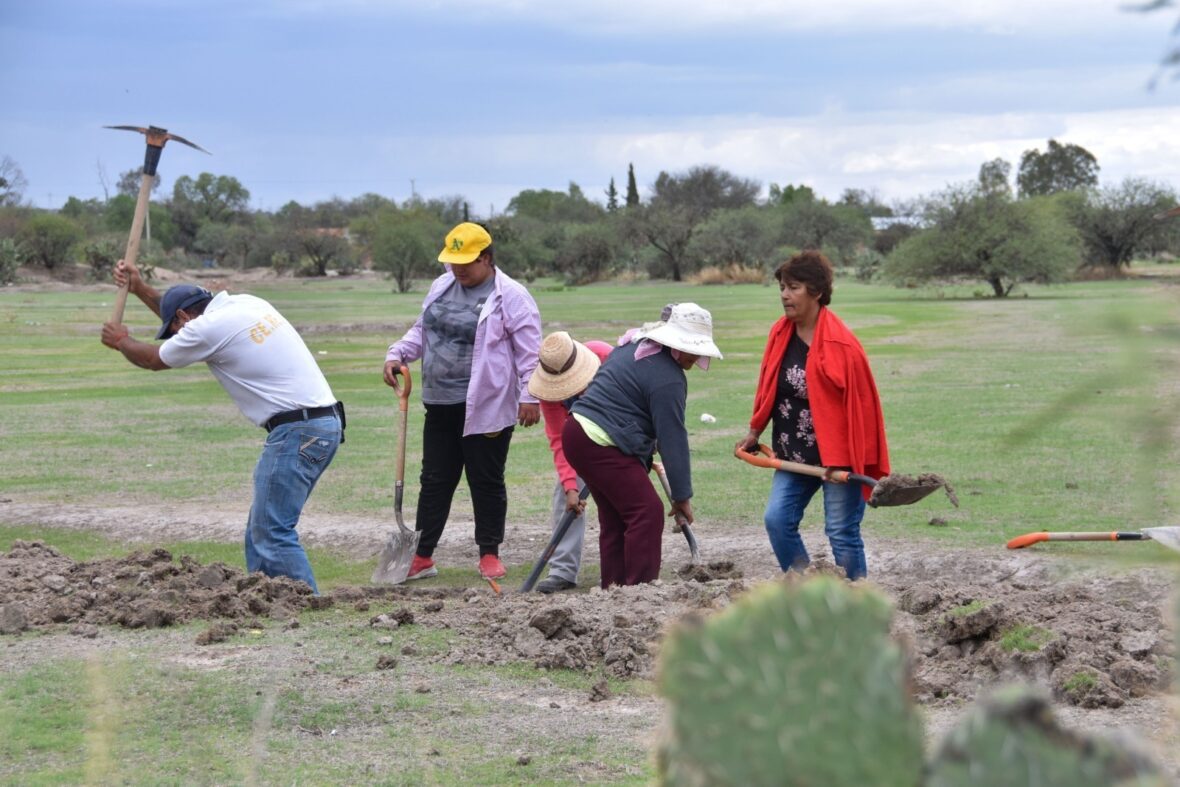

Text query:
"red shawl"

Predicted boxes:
[[749, 308, 889, 499]]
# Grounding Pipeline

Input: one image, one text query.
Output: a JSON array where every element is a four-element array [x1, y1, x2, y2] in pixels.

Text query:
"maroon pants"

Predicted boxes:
[[561, 417, 665, 587]]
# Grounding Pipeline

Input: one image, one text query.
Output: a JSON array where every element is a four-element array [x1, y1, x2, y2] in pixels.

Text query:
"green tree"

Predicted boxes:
[[605, 178, 619, 212], [978, 158, 1013, 198], [1069, 177, 1177, 269], [0, 156, 27, 207], [0, 237, 23, 284], [170, 173, 250, 249], [1016, 140, 1099, 197], [626, 163, 640, 208], [635, 165, 761, 280], [18, 213, 83, 270], [507, 183, 604, 223], [687, 207, 779, 272], [838, 188, 893, 218], [116, 168, 161, 197], [767, 183, 816, 206], [371, 213, 439, 292], [553, 222, 619, 285], [885, 185, 1079, 296], [779, 199, 874, 266]]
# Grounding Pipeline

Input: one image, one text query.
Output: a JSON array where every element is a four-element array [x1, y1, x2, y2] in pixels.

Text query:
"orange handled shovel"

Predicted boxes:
[[734, 443, 956, 508], [1007, 527, 1180, 552]]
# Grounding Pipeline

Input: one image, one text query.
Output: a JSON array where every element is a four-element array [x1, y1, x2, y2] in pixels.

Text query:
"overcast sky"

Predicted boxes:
[[2, 0, 1178, 216]]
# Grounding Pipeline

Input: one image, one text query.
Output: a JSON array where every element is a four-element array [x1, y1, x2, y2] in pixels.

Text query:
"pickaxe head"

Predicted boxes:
[[105, 125, 210, 176]]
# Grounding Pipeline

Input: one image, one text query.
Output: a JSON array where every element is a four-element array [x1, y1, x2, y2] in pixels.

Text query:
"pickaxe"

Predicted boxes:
[[104, 125, 209, 323]]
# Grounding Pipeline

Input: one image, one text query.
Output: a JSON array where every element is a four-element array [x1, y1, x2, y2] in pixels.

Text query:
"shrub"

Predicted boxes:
[[689, 263, 765, 285], [18, 213, 83, 270], [0, 237, 23, 284]]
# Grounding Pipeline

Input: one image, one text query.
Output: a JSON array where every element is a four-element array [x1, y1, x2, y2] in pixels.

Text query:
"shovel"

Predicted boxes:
[[371, 365, 420, 584], [734, 444, 957, 508], [1007, 527, 1180, 552], [519, 485, 593, 593], [652, 461, 702, 563]]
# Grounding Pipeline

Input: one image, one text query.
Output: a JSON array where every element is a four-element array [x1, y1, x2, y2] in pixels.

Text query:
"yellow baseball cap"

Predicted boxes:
[[438, 222, 493, 265]]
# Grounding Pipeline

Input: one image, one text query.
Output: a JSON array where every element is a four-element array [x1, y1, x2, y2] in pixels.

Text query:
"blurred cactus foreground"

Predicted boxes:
[[656, 575, 1168, 787]]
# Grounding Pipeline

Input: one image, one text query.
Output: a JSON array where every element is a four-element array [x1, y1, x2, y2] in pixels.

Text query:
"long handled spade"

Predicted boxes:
[[372, 366, 420, 584], [653, 462, 702, 563], [1007, 527, 1180, 553], [519, 485, 593, 593], [734, 444, 957, 508], [104, 125, 209, 323]]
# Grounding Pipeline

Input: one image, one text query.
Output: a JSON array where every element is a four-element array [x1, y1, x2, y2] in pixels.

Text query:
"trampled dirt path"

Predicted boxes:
[[1, 497, 1177, 778]]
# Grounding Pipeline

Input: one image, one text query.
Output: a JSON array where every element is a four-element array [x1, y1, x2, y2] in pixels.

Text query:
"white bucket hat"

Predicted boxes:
[[527, 331, 603, 402], [633, 302, 723, 359]]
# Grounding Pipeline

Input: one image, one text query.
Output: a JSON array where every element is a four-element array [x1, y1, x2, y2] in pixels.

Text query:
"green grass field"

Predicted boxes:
[[2, 273, 1177, 556], [2, 271, 1179, 784]]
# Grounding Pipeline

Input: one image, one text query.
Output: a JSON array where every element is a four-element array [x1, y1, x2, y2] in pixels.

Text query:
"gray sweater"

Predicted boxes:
[[570, 342, 693, 501]]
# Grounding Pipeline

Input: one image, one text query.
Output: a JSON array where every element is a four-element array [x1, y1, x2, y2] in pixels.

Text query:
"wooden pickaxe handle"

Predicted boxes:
[[105, 125, 209, 325]]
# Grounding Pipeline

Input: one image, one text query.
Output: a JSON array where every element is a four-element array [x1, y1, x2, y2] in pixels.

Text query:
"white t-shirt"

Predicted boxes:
[[159, 291, 336, 427]]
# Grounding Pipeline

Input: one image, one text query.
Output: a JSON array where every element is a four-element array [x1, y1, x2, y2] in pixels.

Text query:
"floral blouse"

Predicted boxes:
[[771, 331, 821, 465]]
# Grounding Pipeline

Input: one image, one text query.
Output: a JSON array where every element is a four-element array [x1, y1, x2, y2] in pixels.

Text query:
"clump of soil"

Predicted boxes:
[[0, 540, 314, 631], [675, 560, 743, 583], [890, 578, 1173, 708], [870, 473, 959, 508]]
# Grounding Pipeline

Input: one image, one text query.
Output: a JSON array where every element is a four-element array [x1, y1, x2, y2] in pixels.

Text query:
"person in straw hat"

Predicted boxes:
[[526, 331, 614, 593], [383, 222, 541, 583], [562, 303, 722, 587]]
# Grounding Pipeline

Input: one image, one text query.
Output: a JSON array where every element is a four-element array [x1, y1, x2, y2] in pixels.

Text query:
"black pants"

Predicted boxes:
[[415, 402, 514, 558]]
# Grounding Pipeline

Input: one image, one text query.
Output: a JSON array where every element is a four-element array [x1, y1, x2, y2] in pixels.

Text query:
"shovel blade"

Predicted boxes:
[[371, 526, 421, 584], [867, 473, 957, 508], [1144, 527, 1180, 553]]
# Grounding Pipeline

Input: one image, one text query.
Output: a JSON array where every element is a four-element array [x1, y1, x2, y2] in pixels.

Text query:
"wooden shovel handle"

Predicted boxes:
[[1006, 531, 1145, 549], [734, 444, 857, 484], [392, 365, 412, 483]]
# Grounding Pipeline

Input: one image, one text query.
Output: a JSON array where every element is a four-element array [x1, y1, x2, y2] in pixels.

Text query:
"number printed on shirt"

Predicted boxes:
[[249, 313, 286, 344]]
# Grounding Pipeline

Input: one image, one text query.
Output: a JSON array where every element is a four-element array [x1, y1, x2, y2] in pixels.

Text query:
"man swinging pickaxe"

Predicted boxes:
[[104, 125, 209, 323]]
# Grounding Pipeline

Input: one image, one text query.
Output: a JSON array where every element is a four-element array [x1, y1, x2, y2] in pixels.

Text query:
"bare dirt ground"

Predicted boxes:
[[1, 496, 1177, 778]]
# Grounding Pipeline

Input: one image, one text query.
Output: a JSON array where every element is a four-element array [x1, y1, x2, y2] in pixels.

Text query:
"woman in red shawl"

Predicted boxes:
[[735, 251, 889, 580]]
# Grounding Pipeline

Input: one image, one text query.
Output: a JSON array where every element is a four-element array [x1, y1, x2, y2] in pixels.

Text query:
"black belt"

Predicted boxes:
[[264, 401, 346, 441]]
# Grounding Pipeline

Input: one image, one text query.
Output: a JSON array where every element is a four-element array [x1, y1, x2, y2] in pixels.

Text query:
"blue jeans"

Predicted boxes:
[[764, 470, 867, 580], [245, 415, 341, 593]]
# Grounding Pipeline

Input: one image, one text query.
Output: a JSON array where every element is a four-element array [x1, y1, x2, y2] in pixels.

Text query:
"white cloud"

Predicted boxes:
[[289, 0, 1160, 35], [394, 105, 1180, 212]]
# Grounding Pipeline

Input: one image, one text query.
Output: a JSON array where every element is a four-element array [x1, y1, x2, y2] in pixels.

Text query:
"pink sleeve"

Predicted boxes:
[[541, 400, 578, 491]]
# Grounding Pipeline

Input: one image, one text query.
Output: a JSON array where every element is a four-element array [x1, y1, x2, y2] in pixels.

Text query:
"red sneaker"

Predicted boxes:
[[479, 554, 506, 579], [406, 555, 437, 580]]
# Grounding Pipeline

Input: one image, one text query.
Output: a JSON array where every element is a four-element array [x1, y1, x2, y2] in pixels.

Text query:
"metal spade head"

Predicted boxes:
[[867, 473, 959, 508]]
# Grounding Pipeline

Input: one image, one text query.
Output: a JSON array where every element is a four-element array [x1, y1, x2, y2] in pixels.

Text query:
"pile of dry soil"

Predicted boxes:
[[2, 539, 1173, 712], [0, 540, 316, 633]]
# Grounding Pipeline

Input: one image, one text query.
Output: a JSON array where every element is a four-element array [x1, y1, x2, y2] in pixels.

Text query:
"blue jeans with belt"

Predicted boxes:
[[764, 469, 867, 580], [245, 414, 341, 593]]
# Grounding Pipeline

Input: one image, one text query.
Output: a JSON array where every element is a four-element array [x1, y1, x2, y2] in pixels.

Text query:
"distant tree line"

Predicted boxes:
[[1, 139, 1178, 295]]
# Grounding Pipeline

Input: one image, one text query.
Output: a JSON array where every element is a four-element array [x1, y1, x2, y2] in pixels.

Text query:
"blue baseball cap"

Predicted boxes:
[[157, 284, 213, 339]]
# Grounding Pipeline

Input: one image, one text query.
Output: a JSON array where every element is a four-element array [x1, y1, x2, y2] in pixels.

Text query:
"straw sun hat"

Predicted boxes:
[[528, 332, 602, 402], [634, 302, 723, 360]]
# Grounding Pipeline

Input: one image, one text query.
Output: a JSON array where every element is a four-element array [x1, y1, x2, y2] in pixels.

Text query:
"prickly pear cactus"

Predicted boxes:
[[655, 575, 924, 786], [926, 684, 1167, 787]]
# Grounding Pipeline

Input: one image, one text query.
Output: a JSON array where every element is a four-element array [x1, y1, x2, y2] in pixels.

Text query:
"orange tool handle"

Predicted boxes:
[[1006, 531, 1141, 549], [734, 444, 857, 484]]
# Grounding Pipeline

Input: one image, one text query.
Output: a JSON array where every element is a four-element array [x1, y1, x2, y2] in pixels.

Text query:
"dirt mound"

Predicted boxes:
[[3, 539, 1174, 712], [893, 577, 1174, 708], [0, 540, 314, 632]]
